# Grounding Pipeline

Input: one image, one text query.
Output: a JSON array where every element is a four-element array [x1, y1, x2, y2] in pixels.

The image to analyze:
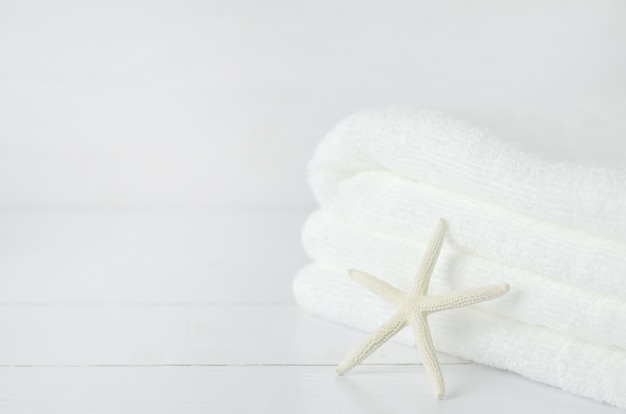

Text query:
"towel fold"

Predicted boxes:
[[294, 108, 626, 409], [302, 210, 626, 350], [294, 264, 626, 409]]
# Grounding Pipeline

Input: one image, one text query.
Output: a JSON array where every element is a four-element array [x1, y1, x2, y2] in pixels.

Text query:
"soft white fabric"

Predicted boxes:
[[293, 108, 626, 409]]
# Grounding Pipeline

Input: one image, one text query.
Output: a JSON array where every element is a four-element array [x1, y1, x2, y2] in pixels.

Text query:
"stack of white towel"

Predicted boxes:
[[293, 107, 626, 409]]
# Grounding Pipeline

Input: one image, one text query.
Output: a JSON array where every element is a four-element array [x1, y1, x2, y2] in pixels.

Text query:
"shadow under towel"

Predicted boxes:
[[293, 107, 626, 409]]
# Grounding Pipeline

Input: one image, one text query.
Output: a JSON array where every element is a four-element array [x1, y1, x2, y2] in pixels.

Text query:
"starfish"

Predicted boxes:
[[335, 218, 509, 399]]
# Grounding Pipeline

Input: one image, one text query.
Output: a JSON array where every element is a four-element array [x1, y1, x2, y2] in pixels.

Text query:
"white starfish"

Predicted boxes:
[[336, 218, 509, 400]]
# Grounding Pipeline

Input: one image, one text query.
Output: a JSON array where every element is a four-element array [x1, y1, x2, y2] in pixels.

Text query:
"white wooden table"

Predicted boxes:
[[0, 211, 621, 413]]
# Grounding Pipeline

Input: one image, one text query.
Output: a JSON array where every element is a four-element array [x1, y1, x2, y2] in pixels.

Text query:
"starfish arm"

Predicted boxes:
[[348, 269, 406, 306], [409, 313, 445, 400], [412, 219, 447, 296], [336, 311, 407, 376], [422, 283, 510, 313]]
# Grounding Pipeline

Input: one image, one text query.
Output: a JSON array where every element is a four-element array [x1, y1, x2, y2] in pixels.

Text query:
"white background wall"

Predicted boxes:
[[1, 0, 625, 303]]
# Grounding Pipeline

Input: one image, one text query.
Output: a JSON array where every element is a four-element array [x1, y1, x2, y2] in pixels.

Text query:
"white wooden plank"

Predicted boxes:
[[0, 304, 463, 366], [0, 365, 620, 414], [0, 210, 308, 303], [3, 1, 622, 209]]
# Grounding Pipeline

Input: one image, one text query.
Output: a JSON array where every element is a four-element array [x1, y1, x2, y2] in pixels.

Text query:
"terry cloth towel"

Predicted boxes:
[[293, 107, 626, 409]]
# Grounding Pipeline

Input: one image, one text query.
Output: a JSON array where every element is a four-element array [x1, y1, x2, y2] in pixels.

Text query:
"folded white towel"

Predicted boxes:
[[294, 108, 626, 409]]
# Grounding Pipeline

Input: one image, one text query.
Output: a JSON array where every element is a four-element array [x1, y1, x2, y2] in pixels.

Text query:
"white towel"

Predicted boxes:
[[293, 108, 626, 409]]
